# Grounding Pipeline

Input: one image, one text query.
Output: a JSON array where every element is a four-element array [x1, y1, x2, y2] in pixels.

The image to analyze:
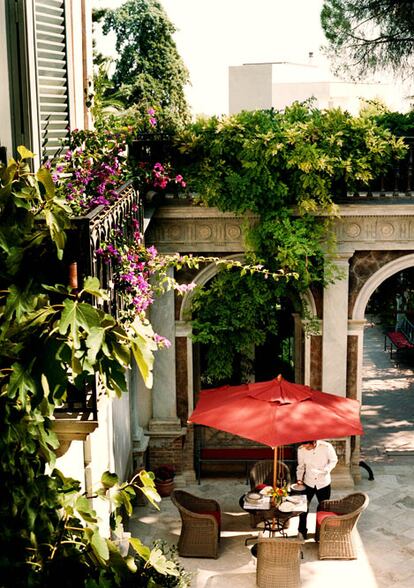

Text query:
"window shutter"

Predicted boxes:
[[34, 0, 70, 158]]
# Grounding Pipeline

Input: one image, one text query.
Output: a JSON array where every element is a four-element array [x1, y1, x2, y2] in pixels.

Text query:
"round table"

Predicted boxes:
[[239, 494, 304, 538]]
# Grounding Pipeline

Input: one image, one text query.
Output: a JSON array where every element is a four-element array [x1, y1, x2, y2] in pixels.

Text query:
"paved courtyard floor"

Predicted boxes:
[[130, 318, 414, 587]]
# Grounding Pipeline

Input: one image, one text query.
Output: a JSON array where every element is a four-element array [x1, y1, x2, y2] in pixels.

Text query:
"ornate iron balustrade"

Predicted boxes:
[[55, 180, 142, 421], [68, 180, 142, 318], [335, 137, 414, 202]]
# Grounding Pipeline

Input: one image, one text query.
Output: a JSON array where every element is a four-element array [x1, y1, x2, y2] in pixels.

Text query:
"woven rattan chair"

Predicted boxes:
[[171, 490, 221, 558], [316, 492, 369, 560], [248, 460, 291, 528], [256, 536, 303, 588]]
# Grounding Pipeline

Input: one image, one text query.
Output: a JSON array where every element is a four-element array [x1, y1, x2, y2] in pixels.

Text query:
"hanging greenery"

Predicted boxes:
[[179, 102, 407, 383]]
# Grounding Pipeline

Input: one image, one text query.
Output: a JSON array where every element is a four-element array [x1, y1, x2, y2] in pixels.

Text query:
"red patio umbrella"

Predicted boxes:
[[188, 374, 363, 488]]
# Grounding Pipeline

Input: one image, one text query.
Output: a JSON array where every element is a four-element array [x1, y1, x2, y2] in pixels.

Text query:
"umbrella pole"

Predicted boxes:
[[271, 446, 278, 535], [273, 446, 278, 490]]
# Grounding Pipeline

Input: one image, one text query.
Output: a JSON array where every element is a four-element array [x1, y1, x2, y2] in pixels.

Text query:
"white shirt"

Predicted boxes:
[[296, 440, 338, 490]]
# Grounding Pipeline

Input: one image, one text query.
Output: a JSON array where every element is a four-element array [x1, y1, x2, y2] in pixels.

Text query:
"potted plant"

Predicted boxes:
[[154, 464, 176, 497]]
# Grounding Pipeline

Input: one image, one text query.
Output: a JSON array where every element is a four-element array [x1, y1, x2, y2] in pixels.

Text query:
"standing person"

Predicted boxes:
[[296, 439, 338, 540]]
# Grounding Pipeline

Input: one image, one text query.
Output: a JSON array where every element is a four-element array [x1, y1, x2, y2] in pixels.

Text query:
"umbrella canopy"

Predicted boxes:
[[188, 375, 363, 448]]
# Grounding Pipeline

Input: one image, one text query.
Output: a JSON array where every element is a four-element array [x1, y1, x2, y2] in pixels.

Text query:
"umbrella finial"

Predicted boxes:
[[276, 374, 282, 382]]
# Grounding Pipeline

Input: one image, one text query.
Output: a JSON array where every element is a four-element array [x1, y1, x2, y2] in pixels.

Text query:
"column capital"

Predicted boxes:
[[348, 319, 367, 333], [329, 251, 354, 265]]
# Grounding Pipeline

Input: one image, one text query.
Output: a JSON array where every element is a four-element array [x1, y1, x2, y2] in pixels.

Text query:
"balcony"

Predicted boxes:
[[334, 137, 414, 203], [53, 181, 142, 454]]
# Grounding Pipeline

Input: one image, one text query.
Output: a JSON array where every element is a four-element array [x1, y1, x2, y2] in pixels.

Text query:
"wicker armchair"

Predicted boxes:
[[256, 536, 303, 588], [248, 460, 291, 528], [171, 490, 221, 559], [316, 492, 369, 560]]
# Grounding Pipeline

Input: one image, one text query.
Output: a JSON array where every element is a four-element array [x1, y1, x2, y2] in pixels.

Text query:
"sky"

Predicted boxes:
[[94, 0, 328, 116]]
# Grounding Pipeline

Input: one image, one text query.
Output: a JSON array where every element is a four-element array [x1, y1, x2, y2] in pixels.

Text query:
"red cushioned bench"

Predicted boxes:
[[384, 331, 414, 359], [196, 446, 297, 484]]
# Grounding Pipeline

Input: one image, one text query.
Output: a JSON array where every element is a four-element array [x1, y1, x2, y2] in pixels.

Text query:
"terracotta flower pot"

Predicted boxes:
[[155, 478, 175, 497]]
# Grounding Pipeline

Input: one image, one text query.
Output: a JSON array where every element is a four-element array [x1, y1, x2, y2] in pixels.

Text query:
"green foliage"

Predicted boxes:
[[321, 0, 414, 78], [180, 103, 406, 383], [191, 270, 288, 383], [181, 103, 406, 214], [180, 102, 405, 283], [0, 150, 182, 585], [100, 0, 190, 123], [133, 541, 192, 587]]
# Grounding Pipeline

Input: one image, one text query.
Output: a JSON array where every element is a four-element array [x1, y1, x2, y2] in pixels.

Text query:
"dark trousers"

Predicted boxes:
[[298, 483, 331, 535]]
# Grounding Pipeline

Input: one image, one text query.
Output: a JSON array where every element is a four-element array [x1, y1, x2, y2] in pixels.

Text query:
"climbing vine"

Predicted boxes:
[[179, 102, 407, 383]]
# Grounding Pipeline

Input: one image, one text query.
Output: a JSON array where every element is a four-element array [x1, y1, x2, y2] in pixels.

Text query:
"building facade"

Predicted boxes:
[[228, 61, 409, 115]]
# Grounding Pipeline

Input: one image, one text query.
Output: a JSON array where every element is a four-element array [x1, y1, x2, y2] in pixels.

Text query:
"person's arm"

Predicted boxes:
[[296, 448, 305, 482], [324, 443, 338, 473]]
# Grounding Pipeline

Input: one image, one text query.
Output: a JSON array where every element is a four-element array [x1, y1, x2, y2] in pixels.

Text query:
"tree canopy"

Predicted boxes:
[[100, 0, 190, 121], [321, 0, 414, 78]]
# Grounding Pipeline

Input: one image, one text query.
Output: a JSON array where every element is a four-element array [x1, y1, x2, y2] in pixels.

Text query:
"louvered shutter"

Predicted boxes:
[[34, 0, 70, 158]]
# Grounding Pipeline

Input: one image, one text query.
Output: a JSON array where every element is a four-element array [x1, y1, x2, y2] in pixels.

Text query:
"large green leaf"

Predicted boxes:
[[17, 145, 35, 160], [43, 207, 67, 259], [58, 299, 101, 349], [129, 318, 157, 389], [101, 471, 118, 488], [75, 495, 98, 524], [148, 547, 179, 576], [129, 537, 151, 561], [82, 276, 109, 300], [36, 166, 55, 200], [3, 284, 37, 321], [8, 362, 36, 407], [90, 529, 110, 564], [86, 326, 106, 363]]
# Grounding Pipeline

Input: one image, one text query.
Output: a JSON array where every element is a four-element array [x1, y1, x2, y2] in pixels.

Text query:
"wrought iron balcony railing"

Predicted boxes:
[[334, 137, 414, 202], [54, 180, 142, 423]]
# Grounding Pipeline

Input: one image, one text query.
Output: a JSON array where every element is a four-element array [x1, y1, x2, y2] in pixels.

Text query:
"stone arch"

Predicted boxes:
[[179, 256, 318, 322], [177, 257, 317, 391], [352, 253, 414, 320], [349, 253, 414, 472]]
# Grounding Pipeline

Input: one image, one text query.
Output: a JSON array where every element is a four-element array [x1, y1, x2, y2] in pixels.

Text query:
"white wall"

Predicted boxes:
[[229, 62, 410, 115], [112, 392, 133, 481], [229, 64, 273, 114]]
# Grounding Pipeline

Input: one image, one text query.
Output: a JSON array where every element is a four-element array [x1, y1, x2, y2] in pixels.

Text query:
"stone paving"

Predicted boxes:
[[130, 318, 414, 587]]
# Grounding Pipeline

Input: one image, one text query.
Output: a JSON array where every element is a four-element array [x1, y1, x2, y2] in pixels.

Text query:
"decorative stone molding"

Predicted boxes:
[[52, 418, 98, 457], [334, 210, 414, 251], [145, 205, 250, 253]]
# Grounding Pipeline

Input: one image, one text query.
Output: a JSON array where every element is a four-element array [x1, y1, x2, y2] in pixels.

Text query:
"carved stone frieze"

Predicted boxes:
[[335, 212, 414, 250], [145, 205, 249, 253]]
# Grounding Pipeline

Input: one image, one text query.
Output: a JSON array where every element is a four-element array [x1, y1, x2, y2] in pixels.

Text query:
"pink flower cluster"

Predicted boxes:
[[96, 237, 156, 317], [147, 108, 157, 128], [152, 162, 187, 191], [96, 230, 196, 348], [51, 130, 127, 215]]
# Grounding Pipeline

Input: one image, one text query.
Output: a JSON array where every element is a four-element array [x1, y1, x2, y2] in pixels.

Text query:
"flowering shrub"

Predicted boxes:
[[96, 220, 196, 331], [50, 129, 129, 215]]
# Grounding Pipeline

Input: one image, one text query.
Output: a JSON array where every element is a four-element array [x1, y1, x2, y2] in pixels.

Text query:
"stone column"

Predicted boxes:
[[149, 270, 178, 422], [347, 318, 366, 481], [147, 269, 186, 478], [322, 253, 353, 397], [322, 252, 354, 488]]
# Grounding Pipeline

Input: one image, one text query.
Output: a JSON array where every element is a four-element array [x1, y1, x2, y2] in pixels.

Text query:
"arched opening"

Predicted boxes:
[[178, 260, 316, 479], [352, 255, 414, 461]]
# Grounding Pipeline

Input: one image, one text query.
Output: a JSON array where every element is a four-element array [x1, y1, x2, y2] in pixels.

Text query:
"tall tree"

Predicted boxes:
[[101, 0, 190, 121], [321, 0, 414, 78]]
